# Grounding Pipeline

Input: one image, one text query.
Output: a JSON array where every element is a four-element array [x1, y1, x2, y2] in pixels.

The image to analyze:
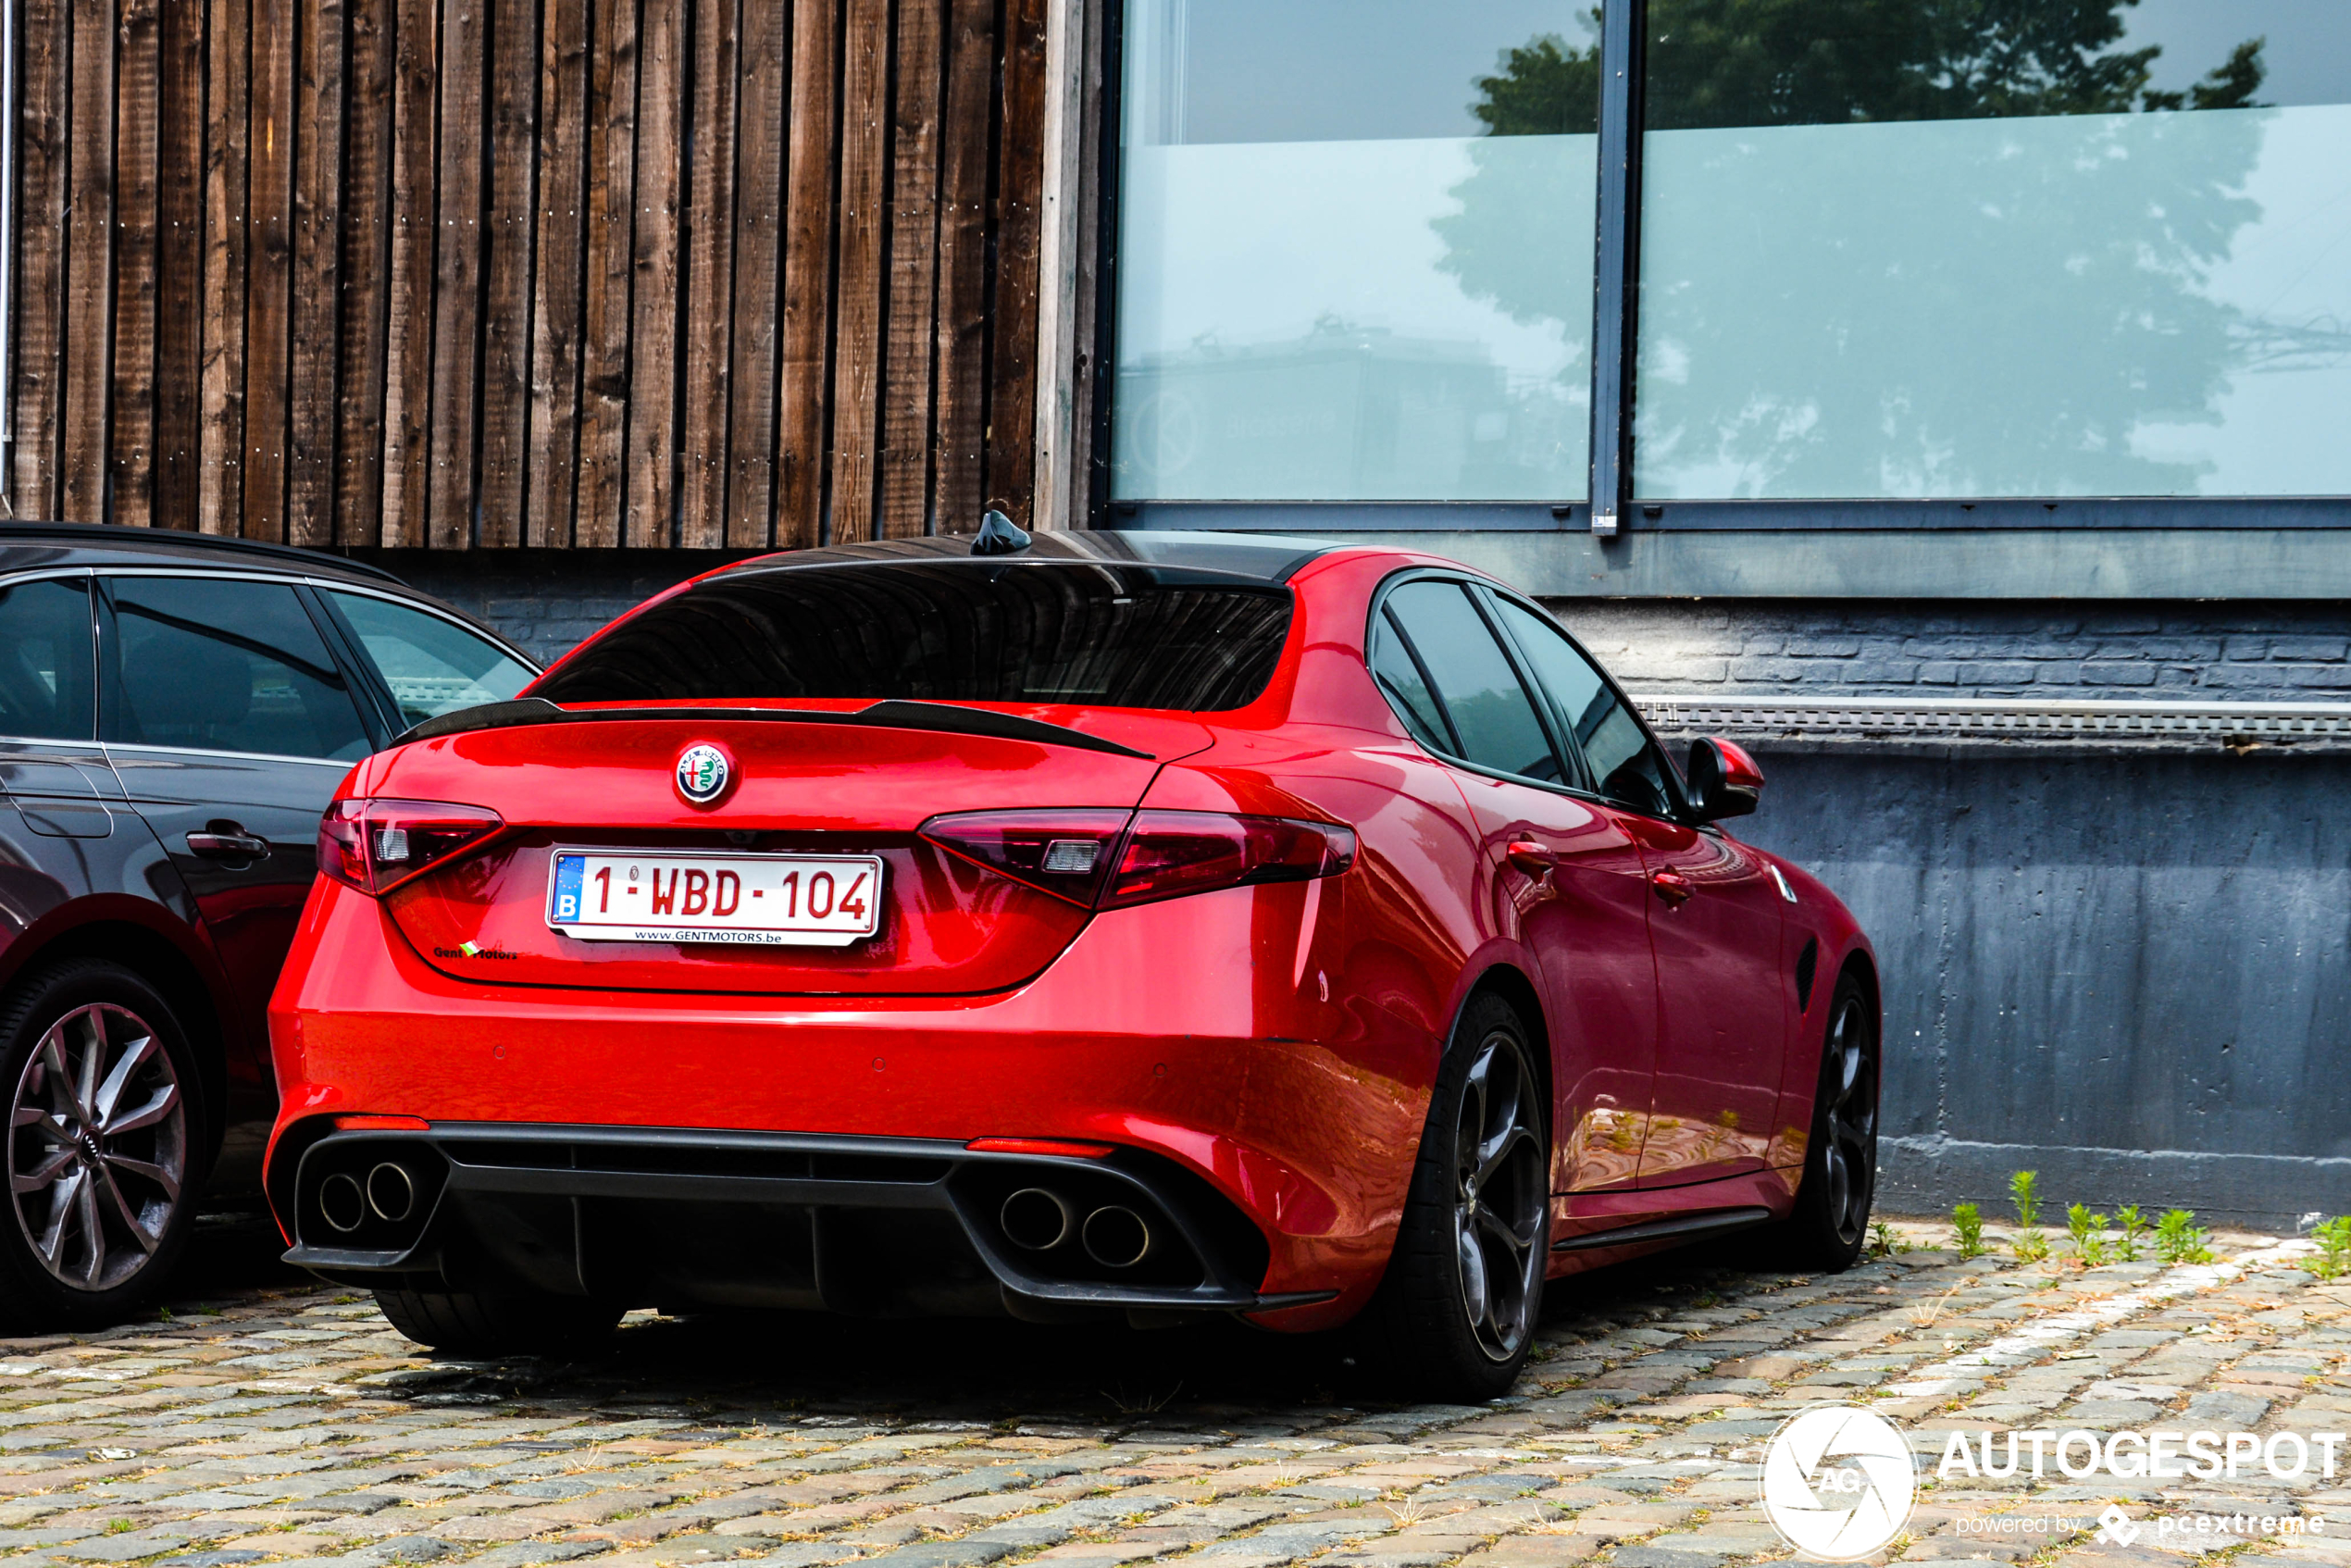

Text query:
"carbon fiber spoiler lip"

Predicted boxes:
[[391, 696, 1157, 760]]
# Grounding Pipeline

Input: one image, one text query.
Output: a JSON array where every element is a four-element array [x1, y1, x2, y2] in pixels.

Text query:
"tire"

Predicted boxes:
[[1773, 970, 1879, 1272], [1355, 990, 1549, 1400], [376, 1288, 623, 1358], [0, 958, 205, 1330]]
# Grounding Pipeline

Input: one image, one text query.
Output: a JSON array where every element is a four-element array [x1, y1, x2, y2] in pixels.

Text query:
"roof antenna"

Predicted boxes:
[[971, 507, 1031, 556]]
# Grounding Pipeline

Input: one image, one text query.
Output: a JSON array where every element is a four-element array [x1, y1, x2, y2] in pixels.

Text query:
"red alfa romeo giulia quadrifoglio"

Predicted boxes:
[[265, 528, 1878, 1397]]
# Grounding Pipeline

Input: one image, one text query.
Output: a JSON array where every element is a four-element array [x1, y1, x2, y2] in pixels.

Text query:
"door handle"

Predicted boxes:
[[1650, 869, 1695, 907], [1505, 840, 1556, 877], [187, 828, 269, 860]]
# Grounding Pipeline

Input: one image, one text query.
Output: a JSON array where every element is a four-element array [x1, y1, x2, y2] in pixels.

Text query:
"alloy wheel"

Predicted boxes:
[[1818, 993, 1878, 1250], [8, 1003, 186, 1292], [1452, 1027, 1547, 1363]]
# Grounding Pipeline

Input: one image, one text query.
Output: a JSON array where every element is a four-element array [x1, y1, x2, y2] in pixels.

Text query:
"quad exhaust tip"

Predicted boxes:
[[367, 1162, 416, 1224], [1081, 1205, 1153, 1269], [317, 1172, 367, 1234], [1000, 1188, 1074, 1251]]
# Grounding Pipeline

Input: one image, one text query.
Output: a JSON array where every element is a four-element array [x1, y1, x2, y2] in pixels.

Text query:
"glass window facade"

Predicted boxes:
[[1110, 0, 2351, 516], [1113, 0, 1599, 504], [1636, 0, 2351, 499]]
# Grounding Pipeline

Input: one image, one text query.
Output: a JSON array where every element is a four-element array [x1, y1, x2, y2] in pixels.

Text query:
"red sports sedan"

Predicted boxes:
[[265, 529, 1877, 1398]]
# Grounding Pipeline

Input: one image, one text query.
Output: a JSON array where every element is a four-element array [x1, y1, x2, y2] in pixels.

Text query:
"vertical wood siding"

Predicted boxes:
[[7, 0, 1050, 547]]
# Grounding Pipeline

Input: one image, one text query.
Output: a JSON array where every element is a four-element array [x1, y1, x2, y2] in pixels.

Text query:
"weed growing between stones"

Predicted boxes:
[[2157, 1207, 2217, 1264], [2009, 1170, 2050, 1262], [2067, 1203, 2109, 1267], [1951, 1201, 1985, 1260], [2305, 1214, 2351, 1279]]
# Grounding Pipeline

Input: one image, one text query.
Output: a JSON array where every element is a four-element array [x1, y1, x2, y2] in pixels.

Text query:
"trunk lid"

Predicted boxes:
[[368, 707, 1207, 995]]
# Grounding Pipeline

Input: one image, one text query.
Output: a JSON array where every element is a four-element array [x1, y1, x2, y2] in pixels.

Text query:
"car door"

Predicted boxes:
[[98, 573, 379, 1162], [1485, 596, 1788, 1188], [1370, 577, 1660, 1195]]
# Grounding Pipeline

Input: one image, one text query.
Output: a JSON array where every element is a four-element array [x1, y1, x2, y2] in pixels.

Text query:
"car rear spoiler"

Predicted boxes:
[[392, 697, 1156, 760]]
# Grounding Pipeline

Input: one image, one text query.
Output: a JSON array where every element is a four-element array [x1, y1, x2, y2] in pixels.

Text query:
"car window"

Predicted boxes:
[[1490, 597, 1679, 819], [105, 577, 371, 762], [1376, 580, 1562, 784], [328, 591, 533, 729], [1368, 609, 1454, 753], [0, 578, 95, 741], [531, 562, 1292, 713]]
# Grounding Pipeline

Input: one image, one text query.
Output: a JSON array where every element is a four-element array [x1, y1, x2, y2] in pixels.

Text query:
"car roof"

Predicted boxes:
[[0, 520, 404, 586], [711, 529, 1338, 584]]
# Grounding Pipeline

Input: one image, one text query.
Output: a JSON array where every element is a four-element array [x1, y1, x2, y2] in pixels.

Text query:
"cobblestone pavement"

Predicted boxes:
[[0, 1215, 2345, 1568]]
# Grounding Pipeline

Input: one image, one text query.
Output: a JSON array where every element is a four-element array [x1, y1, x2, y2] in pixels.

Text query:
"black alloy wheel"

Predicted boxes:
[[0, 960, 203, 1327], [1779, 970, 1879, 1270], [1359, 989, 1549, 1399]]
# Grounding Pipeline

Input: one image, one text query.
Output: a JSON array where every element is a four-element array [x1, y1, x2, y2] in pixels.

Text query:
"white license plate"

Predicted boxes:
[[546, 849, 884, 946]]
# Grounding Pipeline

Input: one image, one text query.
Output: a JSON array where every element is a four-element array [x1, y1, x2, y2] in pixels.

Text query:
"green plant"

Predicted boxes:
[[2305, 1216, 2351, 1281], [2067, 1203, 2109, 1266], [2009, 1170, 2048, 1260], [2009, 1170, 2040, 1227], [1951, 1201, 1985, 1260], [2115, 1205, 2149, 1263], [1869, 1222, 1911, 1258], [2156, 1208, 2215, 1265]]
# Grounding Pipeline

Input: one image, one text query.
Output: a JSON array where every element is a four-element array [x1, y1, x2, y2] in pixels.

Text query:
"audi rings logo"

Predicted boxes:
[[1760, 1405, 1918, 1561]]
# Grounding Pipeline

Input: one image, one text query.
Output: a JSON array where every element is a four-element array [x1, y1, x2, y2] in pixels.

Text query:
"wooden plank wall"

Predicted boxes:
[[6, 0, 1050, 548]]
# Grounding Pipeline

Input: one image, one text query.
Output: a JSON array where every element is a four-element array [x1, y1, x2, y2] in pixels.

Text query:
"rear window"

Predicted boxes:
[[533, 562, 1294, 713]]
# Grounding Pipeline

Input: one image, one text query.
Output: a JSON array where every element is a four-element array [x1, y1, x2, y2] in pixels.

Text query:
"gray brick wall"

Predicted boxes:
[[1549, 601, 2351, 701], [366, 548, 2351, 705]]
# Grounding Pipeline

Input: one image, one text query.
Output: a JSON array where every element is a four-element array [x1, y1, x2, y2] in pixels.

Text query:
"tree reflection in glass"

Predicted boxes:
[[1441, 0, 2351, 500]]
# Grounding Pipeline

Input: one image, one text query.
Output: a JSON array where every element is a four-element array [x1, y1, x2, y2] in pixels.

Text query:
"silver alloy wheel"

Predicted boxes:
[[1453, 1027, 1547, 1363], [1819, 992, 1878, 1250], [8, 1003, 186, 1292]]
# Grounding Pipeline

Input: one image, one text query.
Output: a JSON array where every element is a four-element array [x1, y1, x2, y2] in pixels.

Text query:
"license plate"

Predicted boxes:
[[546, 849, 884, 946]]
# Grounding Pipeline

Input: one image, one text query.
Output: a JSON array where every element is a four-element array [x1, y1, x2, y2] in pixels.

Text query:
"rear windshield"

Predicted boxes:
[[533, 561, 1294, 713]]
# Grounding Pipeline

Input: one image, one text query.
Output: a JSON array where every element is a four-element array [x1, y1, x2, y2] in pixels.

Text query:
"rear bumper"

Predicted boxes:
[[285, 1122, 1330, 1322], [267, 877, 1445, 1330]]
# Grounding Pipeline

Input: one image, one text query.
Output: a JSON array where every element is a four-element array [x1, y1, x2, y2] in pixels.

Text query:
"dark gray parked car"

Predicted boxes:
[[0, 524, 535, 1325]]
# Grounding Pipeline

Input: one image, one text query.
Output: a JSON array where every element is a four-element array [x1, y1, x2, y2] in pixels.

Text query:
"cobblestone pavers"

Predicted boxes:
[[0, 1217, 2344, 1568]]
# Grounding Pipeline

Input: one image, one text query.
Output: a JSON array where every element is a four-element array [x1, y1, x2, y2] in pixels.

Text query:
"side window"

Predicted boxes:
[[1376, 580, 1562, 784], [0, 578, 96, 741], [328, 591, 534, 729], [105, 577, 372, 762], [1491, 597, 1679, 819]]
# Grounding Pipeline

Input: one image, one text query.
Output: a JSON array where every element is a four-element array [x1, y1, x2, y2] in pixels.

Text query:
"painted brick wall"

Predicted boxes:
[[1549, 601, 2351, 700]]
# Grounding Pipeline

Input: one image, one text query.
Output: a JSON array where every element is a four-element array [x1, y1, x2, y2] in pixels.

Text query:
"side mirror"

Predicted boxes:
[[1686, 737, 1763, 822]]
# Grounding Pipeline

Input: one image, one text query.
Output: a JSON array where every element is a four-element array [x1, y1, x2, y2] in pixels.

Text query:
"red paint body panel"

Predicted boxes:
[[267, 541, 1879, 1327]]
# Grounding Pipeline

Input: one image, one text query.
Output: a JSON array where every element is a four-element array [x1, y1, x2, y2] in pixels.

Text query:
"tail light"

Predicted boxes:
[[318, 798, 505, 896], [921, 808, 1353, 911], [917, 810, 1134, 905], [1104, 812, 1355, 908]]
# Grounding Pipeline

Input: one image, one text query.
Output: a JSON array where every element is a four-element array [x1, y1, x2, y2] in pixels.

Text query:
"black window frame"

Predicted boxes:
[[1365, 566, 1693, 824], [0, 569, 103, 745], [1090, 0, 2351, 540]]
